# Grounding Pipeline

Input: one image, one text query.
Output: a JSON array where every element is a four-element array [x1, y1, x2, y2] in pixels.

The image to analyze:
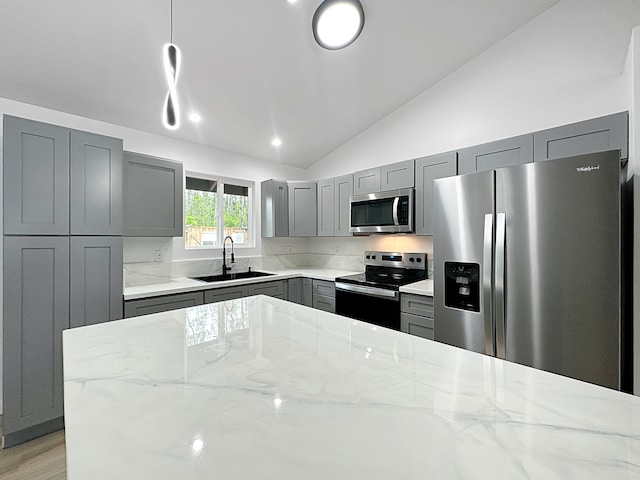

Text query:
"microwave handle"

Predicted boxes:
[[392, 197, 400, 225]]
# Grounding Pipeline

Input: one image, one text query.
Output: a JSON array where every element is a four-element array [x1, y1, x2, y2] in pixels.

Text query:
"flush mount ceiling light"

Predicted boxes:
[[162, 0, 181, 130], [312, 0, 365, 50]]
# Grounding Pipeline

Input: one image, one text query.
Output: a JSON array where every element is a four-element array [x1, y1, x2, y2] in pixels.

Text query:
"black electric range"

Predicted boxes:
[[335, 251, 427, 330]]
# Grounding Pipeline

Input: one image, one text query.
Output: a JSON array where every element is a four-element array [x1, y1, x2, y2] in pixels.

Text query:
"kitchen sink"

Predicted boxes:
[[190, 271, 274, 283]]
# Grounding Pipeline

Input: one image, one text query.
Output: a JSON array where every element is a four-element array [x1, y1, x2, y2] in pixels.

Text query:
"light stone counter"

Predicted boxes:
[[123, 268, 361, 300], [399, 279, 434, 296], [63, 296, 640, 480]]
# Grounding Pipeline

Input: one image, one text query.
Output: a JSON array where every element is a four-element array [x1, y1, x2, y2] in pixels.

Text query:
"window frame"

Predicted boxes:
[[184, 171, 256, 249]]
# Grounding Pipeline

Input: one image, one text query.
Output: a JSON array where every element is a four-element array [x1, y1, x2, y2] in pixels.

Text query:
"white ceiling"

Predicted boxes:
[[0, 0, 560, 168]]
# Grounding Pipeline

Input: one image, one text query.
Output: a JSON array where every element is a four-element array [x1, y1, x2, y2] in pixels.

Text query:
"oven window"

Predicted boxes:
[[351, 198, 396, 227]]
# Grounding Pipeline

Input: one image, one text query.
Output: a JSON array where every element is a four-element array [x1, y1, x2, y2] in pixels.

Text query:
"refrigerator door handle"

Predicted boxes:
[[495, 212, 506, 359], [483, 214, 495, 356]]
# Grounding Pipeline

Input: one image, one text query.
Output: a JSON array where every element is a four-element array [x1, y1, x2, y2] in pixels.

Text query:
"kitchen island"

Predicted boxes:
[[63, 296, 640, 479]]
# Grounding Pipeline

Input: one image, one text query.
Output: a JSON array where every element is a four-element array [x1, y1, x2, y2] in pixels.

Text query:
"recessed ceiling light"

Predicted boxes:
[[188, 112, 201, 122], [312, 0, 365, 50], [287, 0, 298, 3], [272, 137, 282, 147]]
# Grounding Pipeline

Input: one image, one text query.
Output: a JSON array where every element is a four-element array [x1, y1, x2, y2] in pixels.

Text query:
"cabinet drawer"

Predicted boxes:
[[312, 279, 335, 298], [204, 286, 248, 303], [401, 313, 434, 340], [400, 294, 434, 317], [124, 291, 204, 318], [313, 294, 335, 313], [248, 280, 287, 299]]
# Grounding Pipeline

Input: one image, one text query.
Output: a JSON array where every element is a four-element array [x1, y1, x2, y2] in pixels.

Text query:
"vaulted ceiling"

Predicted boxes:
[[0, 0, 560, 168]]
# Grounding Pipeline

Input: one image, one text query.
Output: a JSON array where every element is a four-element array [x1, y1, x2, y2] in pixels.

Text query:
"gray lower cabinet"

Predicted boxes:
[[400, 294, 434, 340], [124, 151, 184, 237], [70, 130, 123, 235], [248, 280, 287, 300], [415, 151, 457, 236], [353, 167, 381, 195], [312, 279, 335, 313], [381, 159, 415, 190], [533, 111, 628, 162], [288, 278, 313, 306], [288, 181, 317, 237], [124, 291, 204, 318], [70, 237, 123, 328], [205, 286, 249, 303], [458, 134, 533, 175], [261, 179, 289, 237], [2, 236, 70, 447]]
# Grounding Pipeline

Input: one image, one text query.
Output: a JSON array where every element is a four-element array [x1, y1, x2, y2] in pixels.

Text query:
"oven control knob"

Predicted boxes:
[[416, 258, 422, 263], [372, 255, 376, 260], [366, 255, 370, 259], [409, 257, 415, 262]]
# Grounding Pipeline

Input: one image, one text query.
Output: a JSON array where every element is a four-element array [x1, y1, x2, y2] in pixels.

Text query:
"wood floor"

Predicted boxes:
[[0, 417, 67, 480]]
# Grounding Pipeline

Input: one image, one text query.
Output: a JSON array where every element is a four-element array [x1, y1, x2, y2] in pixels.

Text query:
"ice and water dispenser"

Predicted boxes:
[[444, 262, 480, 312]]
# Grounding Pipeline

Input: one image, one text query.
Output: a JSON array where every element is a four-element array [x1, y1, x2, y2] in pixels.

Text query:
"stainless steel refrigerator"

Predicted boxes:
[[433, 150, 631, 391]]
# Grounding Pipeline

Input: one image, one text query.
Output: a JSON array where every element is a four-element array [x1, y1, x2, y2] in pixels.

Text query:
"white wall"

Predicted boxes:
[[308, 0, 639, 180]]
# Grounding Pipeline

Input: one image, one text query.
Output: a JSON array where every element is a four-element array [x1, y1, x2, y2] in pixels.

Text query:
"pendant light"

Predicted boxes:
[[312, 0, 365, 50], [163, 0, 181, 130]]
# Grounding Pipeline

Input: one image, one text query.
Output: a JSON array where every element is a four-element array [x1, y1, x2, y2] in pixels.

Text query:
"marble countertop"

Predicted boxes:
[[123, 268, 362, 300], [399, 278, 433, 296], [63, 296, 640, 479]]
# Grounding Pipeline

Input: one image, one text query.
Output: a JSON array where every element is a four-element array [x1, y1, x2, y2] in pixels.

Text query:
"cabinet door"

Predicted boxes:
[[248, 280, 287, 299], [317, 178, 335, 237], [3, 236, 69, 443], [334, 174, 353, 237], [401, 312, 434, 340], [124, 292, 204, 318], [288, 182, 317, 237], [381, 159, 415, 190], [204, 286, 248, 303], [458, 134, 533, 175], [353, 167, 381, 195], [70, 237, 123, 328], [313, 295, 335, 313], [415, 152, 457, 236], [124, 152, 184, 237], [287, 278, 302, 304], [302, 278, 313, 307], [261, 179, 288, 237], [533, 112, 628, 161], [70, 131, 123, 235], [3, 116, 70, 235]]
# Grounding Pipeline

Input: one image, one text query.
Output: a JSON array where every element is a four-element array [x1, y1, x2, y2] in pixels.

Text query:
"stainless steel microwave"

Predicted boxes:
[[349, 188, 414, 233]]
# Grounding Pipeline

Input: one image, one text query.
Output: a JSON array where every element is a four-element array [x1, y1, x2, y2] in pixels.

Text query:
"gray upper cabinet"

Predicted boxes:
[[124, 151, 184, 237], [381, 159, 415, 190], [334, 174, 353, 237], [70, 236, 123, 328], [353, 167, 381, 195], [2, 236, 69, 446], [415, 151, 457, 236], [3, 116, 70, 235], [288, 181, 317, 237], [70, 131, 123, 235], [261, 179, 289, 237], [533, 112, 628, 162], [458, 134, 533, 175], [317, 178, 335, 237]]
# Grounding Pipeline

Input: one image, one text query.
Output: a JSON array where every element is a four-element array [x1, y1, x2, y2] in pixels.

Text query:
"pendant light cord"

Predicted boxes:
[[170, 0, 174, 43]]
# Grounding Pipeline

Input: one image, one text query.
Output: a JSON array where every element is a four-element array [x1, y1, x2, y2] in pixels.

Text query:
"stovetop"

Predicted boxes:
[[335, 251, 428, 291]]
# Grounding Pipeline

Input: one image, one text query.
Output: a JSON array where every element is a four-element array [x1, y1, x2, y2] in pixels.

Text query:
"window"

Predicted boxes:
[[184, 174, 253, 248]]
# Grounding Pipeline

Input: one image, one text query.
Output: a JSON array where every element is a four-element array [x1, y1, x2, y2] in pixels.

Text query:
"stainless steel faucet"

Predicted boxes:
[[222, 236, 235, 274]]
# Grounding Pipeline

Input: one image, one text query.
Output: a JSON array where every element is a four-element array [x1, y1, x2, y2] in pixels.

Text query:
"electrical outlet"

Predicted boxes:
[[287, 245, 293, 253], [155, 249, 163, 262], [280, 245, 287, 254], [335, 245, 341, 254]]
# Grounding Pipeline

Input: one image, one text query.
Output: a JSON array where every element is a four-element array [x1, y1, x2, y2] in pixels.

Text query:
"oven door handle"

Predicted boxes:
[[335, 282, 399, 300]]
